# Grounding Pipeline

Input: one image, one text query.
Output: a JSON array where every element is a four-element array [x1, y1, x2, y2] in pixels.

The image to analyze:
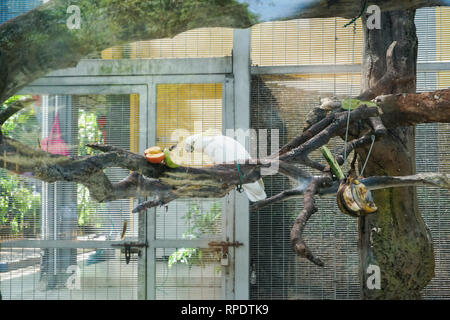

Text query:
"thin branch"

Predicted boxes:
[[272, 109, 336, 158], [251, 173, 450, 212], [290, 175, 332, 267], [335, 134, 375, 165], [250, 183, 311, 211], [279, 105, 380, 163]]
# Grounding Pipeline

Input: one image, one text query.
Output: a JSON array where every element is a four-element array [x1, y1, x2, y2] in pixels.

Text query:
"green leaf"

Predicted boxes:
[[341, 98, 377, 110]]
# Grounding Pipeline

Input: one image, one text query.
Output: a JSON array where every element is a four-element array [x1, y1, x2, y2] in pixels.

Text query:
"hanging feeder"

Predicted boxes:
[[336, 177, 377, 217], [321, 146, 377, 217]]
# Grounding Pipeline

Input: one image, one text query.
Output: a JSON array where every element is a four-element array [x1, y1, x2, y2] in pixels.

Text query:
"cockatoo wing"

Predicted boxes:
[[203, 135, 250, 163], [199, 135, 267, 202]]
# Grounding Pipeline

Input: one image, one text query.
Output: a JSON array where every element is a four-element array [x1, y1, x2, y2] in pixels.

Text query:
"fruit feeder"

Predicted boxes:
[[321, 146, 377, 217]]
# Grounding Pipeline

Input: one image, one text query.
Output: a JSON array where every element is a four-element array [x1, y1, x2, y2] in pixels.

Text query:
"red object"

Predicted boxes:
[[97, 116, 106, 128], [41, 113, 70, 156], [97, 116, 107, 142]]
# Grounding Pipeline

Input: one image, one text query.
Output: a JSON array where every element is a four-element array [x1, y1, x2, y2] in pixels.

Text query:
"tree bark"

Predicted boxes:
[[375, 89, 450, 127], [358, 10, 435, 299]]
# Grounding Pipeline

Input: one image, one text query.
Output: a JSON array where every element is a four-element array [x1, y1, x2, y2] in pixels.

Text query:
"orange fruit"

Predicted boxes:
[[145, 152, 165, 164], [144, 146, 162, 155], [144, 146, 165, 164]]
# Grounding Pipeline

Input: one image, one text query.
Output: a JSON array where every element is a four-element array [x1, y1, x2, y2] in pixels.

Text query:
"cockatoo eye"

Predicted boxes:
[[185, 141, 195, 152]]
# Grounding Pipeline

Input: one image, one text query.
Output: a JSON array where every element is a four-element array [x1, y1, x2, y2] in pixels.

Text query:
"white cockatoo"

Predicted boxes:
[[184, 133, 267, 202]]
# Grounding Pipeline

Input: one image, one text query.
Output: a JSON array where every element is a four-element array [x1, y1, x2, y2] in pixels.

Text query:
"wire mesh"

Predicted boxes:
[[250, 73, 360, 300], [101, 28, 233, 60], [0, 247, 138, 300], [152, 83, 226, 299], [155, 247, 222, 300], [0, 93, 141, 299], [249, 7, 450, 300]]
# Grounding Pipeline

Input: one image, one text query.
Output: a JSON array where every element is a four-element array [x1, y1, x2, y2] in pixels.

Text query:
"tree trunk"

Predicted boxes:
[[358, 10, 435, 299]]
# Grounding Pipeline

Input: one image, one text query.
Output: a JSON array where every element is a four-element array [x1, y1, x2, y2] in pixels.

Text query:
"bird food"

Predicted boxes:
[[336, 177, 377, 217]]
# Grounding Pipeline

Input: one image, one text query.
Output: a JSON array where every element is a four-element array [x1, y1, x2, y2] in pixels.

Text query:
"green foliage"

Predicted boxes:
[[1, 95, 40, 146], [78, 109, 104, 156], [0, 96, 41, 235], [0, 172, 40, 234], [341, 98, 377, 110], [77, 109, 104, 226], [168, 201, 222, 268], [182, 201, 222, 239]]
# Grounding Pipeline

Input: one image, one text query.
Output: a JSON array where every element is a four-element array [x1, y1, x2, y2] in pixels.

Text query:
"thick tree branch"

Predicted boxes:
[[375, 89, 450, 127], [296, 1, 448, 19], [272, 108, 336, 159]]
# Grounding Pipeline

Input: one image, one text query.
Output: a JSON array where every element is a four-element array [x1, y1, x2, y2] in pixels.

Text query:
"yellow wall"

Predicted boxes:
[[436, 7, 450, 88], [156, 83, 222, 167], [251, 18, 363, 66]]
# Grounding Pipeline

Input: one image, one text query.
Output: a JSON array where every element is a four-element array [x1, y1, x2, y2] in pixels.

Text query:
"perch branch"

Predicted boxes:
[[374, 89, 450, 127], [251, 173, 450, 212], [273, 110, 336, 158]]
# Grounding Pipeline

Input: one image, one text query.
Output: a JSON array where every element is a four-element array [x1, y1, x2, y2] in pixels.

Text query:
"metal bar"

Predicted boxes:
[[251, 63, 361, 75], [417, 61, 450, 72], [110, 241, 148, 248], [17, 85, 147, 96], [251, 61, 450, 75], [41, 57, 232, 77], [233, 28, 251, 300], [15, 59, 450, 93], [0, 240, 140, 249], [148, 238, 222, 248], [19, 75, 226, 89], [146, 82, 157, 300], [223, 70, 236, 301]]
